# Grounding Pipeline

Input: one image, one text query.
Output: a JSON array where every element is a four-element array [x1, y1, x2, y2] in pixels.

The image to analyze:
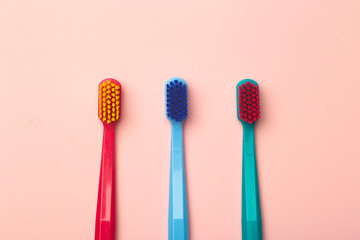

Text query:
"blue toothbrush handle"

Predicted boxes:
[[169, 122, 189, 240], [242, 124, 262, 240]]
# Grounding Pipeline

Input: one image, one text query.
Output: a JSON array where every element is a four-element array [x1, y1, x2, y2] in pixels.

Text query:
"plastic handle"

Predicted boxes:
[[242, 124, 262, 240], [95, 124, 116, 240], [169, 122, 189, 240]]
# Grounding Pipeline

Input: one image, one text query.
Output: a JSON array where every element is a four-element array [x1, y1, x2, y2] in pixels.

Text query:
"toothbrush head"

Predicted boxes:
[[98, 78, 121, 124], [237, 79, 260, 124], [166, 78, 188, 122]]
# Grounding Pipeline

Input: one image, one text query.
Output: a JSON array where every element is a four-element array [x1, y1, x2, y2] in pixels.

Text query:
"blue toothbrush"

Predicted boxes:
[[237, 79, 262, 240], [166, 77, 189, 240]]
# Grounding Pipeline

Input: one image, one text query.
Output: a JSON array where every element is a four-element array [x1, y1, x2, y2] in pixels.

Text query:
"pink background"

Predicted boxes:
[[1, 0, 360, 239]]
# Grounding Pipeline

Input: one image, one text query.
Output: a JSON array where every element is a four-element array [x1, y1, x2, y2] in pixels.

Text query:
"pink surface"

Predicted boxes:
[[0, 0, 360, 239]]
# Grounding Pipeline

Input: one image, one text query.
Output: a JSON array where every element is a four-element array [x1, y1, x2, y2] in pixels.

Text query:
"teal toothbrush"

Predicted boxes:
[[166, 77, 189, 240], [237, 79, 262, 240]]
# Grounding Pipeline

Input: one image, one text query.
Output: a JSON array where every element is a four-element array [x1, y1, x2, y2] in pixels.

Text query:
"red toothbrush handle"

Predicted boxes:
[[95, 124, 116, 240]]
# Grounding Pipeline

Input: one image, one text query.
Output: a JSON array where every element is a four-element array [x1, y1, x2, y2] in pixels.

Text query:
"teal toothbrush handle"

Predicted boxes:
[[242, 124, 262, 240], [169, 122, 189, 240]]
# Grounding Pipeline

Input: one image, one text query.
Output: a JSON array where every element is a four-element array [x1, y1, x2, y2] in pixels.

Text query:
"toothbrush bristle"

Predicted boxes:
[[98, 79, 121, 124], [166, 79, 188, 122], [237, 81, 260, 124]]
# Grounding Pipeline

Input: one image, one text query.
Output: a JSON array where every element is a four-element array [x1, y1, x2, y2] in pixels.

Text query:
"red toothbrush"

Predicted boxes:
[[95, 78, 121, 240]]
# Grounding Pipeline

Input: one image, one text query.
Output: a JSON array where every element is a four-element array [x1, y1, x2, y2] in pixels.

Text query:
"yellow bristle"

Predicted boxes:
[[99, 81, 120, 123]]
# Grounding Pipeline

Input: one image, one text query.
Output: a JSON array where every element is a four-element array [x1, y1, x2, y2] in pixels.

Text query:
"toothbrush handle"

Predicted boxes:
[[242, 124, 262, 240], [95, 124, 116, 240], [169, 123, 189, 240]]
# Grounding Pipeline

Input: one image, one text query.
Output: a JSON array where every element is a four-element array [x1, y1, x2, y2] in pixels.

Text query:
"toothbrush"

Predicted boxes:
[[166, 78, 189, 240], [95, 78, 121, 240], [237, 79, 262, 240]]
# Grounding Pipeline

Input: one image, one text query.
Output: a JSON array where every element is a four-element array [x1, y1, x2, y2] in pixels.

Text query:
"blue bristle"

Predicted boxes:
[[166, 79, 188, 122]]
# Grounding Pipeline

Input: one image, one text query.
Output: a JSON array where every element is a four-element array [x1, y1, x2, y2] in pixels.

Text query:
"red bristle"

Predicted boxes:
[[238, 81, 260, 123]]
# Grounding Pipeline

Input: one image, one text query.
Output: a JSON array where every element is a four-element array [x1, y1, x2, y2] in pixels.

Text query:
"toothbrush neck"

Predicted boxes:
[[243, 123, 255, 131], [171, 121, 183, 147]]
